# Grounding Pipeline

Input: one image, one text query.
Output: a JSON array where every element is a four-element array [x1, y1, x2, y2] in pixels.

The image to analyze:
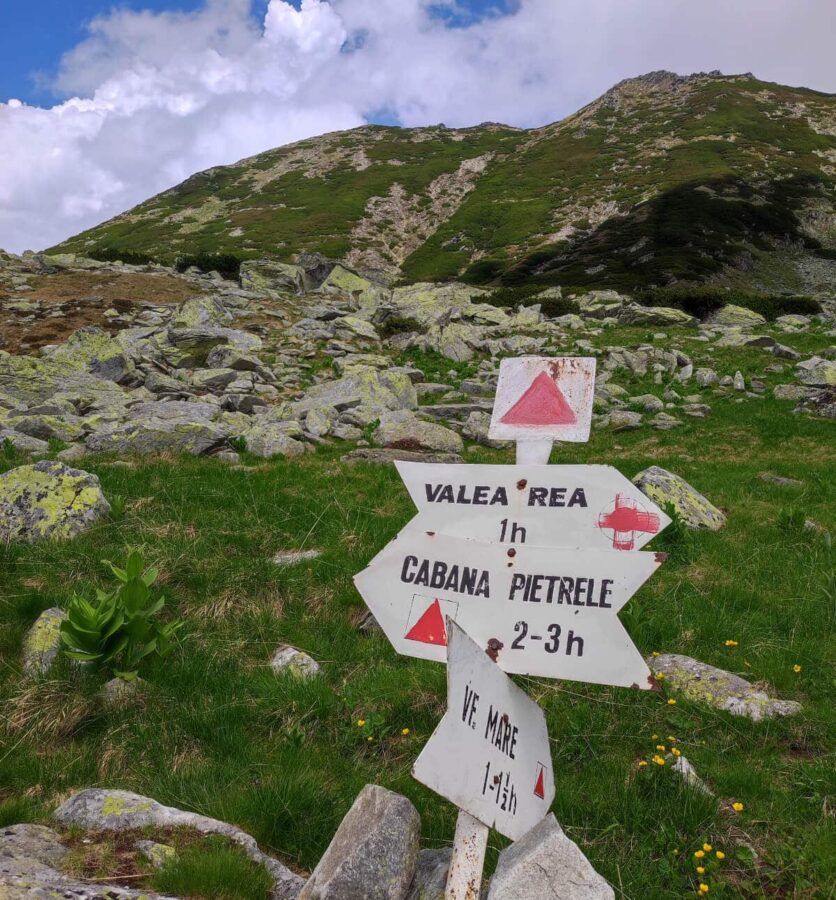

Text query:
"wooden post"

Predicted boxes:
[[445, 809, 490, 900], [515, 438, 553, 466]]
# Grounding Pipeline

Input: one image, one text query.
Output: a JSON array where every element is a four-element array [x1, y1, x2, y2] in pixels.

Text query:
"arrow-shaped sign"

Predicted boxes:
[[354, 531, 661, 689], [412, 619, 555, 841], [395, 462, 671, 552]]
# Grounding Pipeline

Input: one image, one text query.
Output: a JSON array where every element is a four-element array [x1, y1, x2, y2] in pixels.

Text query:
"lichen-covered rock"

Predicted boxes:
[[342, 448, 462, 465], [0, 427, 49, 453], [320, 265, 373, 296], [271, 645, 321, 678], [633, 466, 726, 530], [708, 304, 767, 327], [462, 411, 509, 448], [174, 296, 233, 328], [374, 411, 464, 454], [293, 366, 417, 422], [619, 304, 697, 327], [240, 259, 305, 295], [54, 789, 304, 899], [795, 356, 836, 387], [577, 290, 628, 319], [0, 462, 110, 543], [406, 848, 451, 900], [45, 326, 136, 384], [487, 814, 614, 900], [135, 839, 177, 869], [166, 327, 262, 367], [381, 282, 485, 329], [0, 822, 174, 899], [7, 412, 85, 443], [22, 607, 66, 676], [648, 654, 802, 721], [300, 784, 420, 900], [86, 419, 226, 456], [243, 421, 307, 458]]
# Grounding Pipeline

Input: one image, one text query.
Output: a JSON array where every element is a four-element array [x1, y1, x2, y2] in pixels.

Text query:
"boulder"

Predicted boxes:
[[577, 290, 627, 320], [300, 784, 420, 900], [320, 265, 373, 296], [694, 368, 718, 388], [773, 384, 810, 401], [606, 410, 643, 431], [618, 304, 697, 327], [174, 296, 233, 328], [633, 466, 726, 530], [708, 304, 767, 327], [795, 357, 836, 387], [136, 840, 177, 869], [0, 462, 110, 543], [294, 366, 417, 423], [240, 259, 305, 295], [87, 419, 226, 456], [243, 421, 307, 458], [0, 427, 49, 453], [374, 411, 464, 455], [648, 654, 802, 721], [22, 607, 66, 677], [45, 326, 135, 384], [406, 849, 451, 900], [381, 282, 484, 329], [462, 411, 509, 448], [166, 327, 262, 367], [487, 814, 614, 900], [54, 789, 304, 899]]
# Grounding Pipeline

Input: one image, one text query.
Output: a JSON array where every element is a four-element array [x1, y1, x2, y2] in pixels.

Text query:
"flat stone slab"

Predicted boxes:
[[342, 448, 462, 465], [272, 549, 321, 566], [648, 654, 802, 721]]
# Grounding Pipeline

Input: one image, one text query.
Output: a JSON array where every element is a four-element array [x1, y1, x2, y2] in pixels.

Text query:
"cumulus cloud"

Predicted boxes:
[[1, 0, 834, 253]]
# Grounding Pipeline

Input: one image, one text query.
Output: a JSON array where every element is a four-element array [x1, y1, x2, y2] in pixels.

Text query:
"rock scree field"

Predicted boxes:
[[1, 70, 835, 900]]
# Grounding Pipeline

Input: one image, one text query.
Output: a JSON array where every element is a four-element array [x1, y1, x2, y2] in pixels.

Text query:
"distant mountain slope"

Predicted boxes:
[[52, 71, 836, 293]]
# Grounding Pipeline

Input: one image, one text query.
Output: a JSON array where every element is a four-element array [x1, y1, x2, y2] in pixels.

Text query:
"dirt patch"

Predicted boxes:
[[0, 271, 200, 355]]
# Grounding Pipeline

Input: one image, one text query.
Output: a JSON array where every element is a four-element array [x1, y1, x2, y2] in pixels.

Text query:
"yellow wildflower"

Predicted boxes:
[[696, 866, 706, 875], [724, 640, 738, 647], [694, 850, 705, 859], [793, 664, 801, 673], [732, 801, 744, 812], [699, 884, 710, 895], [656, 744, 666, 752], [638, 761, 648, 768], [367, 735, 374, 743], [671, 747, 682, 757], [652, 755, 666, 766], [668, 736, 677, 742], [667, 698, 677, 705], [356, 719, 366, 727], [401, 728, 410, 736], [703, 843, 712, 852], [715, 851, 725, 860], [652, 734, 659, 740]]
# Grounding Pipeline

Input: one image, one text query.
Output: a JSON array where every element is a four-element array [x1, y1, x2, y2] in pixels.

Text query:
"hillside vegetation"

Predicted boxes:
[[52, 72, 836, 295]]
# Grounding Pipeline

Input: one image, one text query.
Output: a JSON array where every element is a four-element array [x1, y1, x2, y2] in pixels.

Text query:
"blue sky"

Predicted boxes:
[[0, 0, 516, 105], [1, 0, 833, 253]]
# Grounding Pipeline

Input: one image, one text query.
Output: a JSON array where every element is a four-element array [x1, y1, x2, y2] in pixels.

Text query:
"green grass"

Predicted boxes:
[[1, 332, 834, 896]]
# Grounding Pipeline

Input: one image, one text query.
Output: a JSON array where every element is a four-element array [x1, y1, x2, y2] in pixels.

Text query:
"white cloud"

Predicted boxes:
[[1, 0, 834, 253]]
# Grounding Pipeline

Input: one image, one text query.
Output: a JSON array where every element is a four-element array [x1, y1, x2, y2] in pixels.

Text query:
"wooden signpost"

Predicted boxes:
[[353, 356, 668, 899]]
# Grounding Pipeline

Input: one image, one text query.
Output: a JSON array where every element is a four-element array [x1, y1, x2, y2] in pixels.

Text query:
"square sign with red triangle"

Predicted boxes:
[[489, 356, 596, 443]]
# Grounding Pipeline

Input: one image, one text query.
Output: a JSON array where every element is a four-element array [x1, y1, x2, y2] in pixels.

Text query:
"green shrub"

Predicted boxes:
[[481, 286, 580, 318], [229, 435, 248, 454], [175, 253, 243, 281], [2, 437, 16, 460], [60, 549, 182, 680], [460, 257, 507, 284], [635, 286, 821, 321], [378, 315, 423, 338]]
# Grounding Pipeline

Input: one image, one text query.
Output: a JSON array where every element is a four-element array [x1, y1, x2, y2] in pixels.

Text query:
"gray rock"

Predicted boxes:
[[633, 466, 726, 530], [102, 676, 145, 709], [0, 461, 110, 543], [167, 327, 262, 367], [0, 824, 68, 868], [244, 421, 307, 458], [631, 394, 663, 413], [758, 472, 804, 487], [733, 371, 746, 391], [773, 384, 810, 401], [22, 607, 66, 677], [135, 840, 177, 869], [708, 304, 766, 327], [406, 848, 451, 900], [772, 343, 801, 360], [796, 356, 836, 387], [461, 411, 509, 449], [650, 413, 683, 430], [271, 646, 321, 678], [619, 304, 697, 327], [694, 368, 718, 388], [273, 549, 321, 566], [795, 387, 836, 419], [374, 410, 463, 455], [0, 427, 49, 453], [607, 410, 643, 431], [300, 784, 420, 900], [341, 448, 463, 465], [670, 755, 713, 796], [174, 296, 233, 328], [682, 403, 712, 418], [54, 788, 303, 898], [487, 814, 614, 900], [648, 654, 802, 721], [87, 418, 226, 456]]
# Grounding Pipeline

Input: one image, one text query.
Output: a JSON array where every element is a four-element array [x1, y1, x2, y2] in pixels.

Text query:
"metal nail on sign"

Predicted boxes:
[[353, 530, 661, 689], [488, 356, 596, 444], [412, 619, 555, 841], [395, 461, 671, 552]]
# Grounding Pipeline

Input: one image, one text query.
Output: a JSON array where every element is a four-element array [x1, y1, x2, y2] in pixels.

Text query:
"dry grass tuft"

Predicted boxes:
[[4, 680, 99, 742]]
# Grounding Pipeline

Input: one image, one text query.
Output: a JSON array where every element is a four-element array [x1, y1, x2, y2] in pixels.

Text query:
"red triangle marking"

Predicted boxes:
[[405, 599, 448, 646], [533, 766, 546, 799], [500, 372, 577, 427]]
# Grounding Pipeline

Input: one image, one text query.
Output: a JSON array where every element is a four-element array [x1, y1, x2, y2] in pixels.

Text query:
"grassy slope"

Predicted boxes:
[[1, 331, 834, 898], [51, 76, 836, 293]]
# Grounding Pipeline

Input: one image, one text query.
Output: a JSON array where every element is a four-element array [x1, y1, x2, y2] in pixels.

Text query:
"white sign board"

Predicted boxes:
[[354, 531, 660, 689], [395, 462, 671, 552], [488, 356, 596, 444], [412, 620, 555, 840]]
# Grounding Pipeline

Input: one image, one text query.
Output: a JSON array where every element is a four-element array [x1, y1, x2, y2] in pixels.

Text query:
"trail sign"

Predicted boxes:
[[489, 357, 596, 444], [354, 530, 661, 688], [395, 461, 671, 552], [412, 619, 555, 841]]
